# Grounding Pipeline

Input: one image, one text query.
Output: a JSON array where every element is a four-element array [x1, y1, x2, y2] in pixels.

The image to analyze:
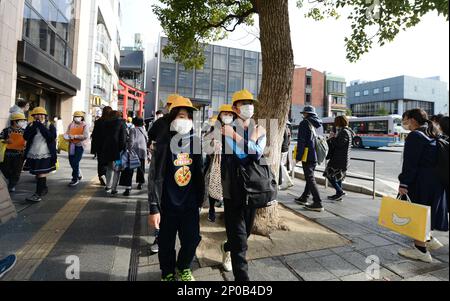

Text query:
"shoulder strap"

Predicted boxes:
[[306, 120, 317, 138]]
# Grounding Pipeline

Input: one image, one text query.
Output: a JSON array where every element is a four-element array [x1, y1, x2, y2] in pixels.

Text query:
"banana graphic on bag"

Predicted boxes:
[[392, 213, 411, 226]]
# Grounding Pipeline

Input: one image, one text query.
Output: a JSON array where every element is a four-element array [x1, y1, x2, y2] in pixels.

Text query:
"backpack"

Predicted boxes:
[[435, 137, 449, 187], [307, 121, 329, 165], [237, 156, 278, 209]]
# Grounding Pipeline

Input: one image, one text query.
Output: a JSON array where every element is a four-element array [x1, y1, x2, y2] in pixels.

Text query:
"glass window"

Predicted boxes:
[[383, 86, 391, 93], [229, 53, 243, 72], [212, 70, 226, 92], [178, 65, 194, 97], [96, 23, 111, 60], [228, 71, 243, 95], [244, 51, 258, 74], [213, 52, 227, 70], [195, 70, 210, 100], [355, 91, 361, 97], [160, 63, 176, 89], [373, 88, 380, 94], [364, 90, 369, 96], [244, 73, 257, 96]]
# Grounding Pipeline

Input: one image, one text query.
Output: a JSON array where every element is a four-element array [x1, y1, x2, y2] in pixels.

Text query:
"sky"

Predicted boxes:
[[120, 0, 450, 85]]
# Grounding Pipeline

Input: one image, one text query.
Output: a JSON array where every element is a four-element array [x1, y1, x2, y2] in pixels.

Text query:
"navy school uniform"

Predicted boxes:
[[399, 128, 448, 232]]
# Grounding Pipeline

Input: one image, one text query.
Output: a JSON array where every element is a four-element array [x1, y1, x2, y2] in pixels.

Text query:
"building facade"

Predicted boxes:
[[347, 76, 449, 117], [0, 0, 122, 129], [291, 67, 325, 125], [1, 0, 82, 127], [146, 36, 262, 120], [325, 73, 347, 117]]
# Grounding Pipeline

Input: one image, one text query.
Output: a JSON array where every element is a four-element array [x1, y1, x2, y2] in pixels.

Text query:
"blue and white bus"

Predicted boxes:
[[322, 115, 407, 149]]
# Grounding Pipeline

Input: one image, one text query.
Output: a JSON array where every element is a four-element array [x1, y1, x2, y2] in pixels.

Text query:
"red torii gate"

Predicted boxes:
[[118, 80, 146, 120]]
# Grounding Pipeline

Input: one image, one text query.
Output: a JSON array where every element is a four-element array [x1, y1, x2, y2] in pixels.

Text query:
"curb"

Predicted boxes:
[[293, 171, 385, 198]]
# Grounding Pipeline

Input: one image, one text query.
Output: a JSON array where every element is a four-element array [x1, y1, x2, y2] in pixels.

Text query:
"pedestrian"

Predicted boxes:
[[148, 96, 204, 281], [294, 105, 325, 212], [0, 113, 27, 192], [203, 105, 236, 223], [7, 99, 30, 127], [23, 107, 57, 203], [102, 111, 127, 195], [65, 112, 89, 187], [398, 109, 448, 263], [126, 117, 134, 130], [91, 106, 113, 186], [147, 94, 180, 255], [324, 116, 354, 202], [279, 121, 294, 190], [220, 89, 267, 281], [439, 116, 449, 140], [0, 254, 17, 279], [119, 118, 148, 196]]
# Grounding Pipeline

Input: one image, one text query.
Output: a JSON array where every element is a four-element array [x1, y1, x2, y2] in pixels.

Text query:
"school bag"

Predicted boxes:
[[307, 121, 329, 165]]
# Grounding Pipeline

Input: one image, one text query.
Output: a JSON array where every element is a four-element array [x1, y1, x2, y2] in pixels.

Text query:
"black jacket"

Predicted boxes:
[[91, 118, 107, 155], [326, 127, 354, 171], [296, 115, 323, 163], [24, 121, 57, 166], [100, 118, 127, 164], [148, 115, 170, 145], [281, 125, 291, 153], [148, 117, 205, 215]]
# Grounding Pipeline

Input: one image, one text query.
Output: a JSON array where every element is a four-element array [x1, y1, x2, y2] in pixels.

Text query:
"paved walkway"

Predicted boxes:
[[0, 155, 448, 281]]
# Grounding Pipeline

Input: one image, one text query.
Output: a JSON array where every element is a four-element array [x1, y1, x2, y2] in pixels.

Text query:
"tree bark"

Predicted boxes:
[[252, 0, 294, 236]]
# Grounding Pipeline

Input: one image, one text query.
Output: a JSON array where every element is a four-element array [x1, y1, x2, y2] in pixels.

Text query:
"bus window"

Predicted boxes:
[[350, 122, 368, 134], [367, 121, 388, 134]]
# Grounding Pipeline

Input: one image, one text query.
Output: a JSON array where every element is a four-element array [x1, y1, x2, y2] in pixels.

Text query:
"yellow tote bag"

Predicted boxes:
[[378, 195, 431, 242], [293, 146, 309, 163], [0, 141, 6, 163], [58, 134, 69, 153]]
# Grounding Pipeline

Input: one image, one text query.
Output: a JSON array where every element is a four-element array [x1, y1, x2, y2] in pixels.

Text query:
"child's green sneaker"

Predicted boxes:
[[161, 273, 177, 281], [178, 269, 196, 281]]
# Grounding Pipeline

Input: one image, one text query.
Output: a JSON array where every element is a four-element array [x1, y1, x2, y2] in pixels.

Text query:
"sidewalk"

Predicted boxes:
[[137, 178, 449, 282], [0, 156, 448, 281]]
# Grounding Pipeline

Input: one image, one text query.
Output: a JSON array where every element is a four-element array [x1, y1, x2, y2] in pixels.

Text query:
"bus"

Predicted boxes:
[[322, 115, 407, 149]]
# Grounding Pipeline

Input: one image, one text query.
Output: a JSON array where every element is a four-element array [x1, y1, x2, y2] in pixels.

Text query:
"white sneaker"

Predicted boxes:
[[221, 242, 233, 272], [427, 237, 445, 251], [399, 248, 433, 263]]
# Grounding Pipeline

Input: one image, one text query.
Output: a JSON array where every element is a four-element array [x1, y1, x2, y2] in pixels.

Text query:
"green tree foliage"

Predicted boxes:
[[153, 0, 448, 68], [298, 0, 449, 62]]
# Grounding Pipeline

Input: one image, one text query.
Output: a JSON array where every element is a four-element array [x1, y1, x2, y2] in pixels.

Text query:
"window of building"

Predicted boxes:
[[383, 86, 391, 93], [306, 77, 312, 86], [159, 62, 176, 89], [93, 63, 111, 101], [212, 69, 226, 92], [23, 0, 76, 69], [178, 65, 194, 97], [355, 91, 361, 97], [364, 90, 369, 96], [305, 94, 311, 104], [244, 51, 258, 74], [96, 23, 111, 60], [229, 48, 243, 72], [213, 46, 228, 70], [244, 73, 257, 96], [228, 71, 243, 99], [195, 70, 210, 100], [373, 88, 380, 94]]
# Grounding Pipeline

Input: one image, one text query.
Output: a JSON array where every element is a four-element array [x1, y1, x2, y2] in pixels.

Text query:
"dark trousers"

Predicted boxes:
[[223, 199, 257, 281], [328, 177, 343, 195], [69, 146, 84, 181], [0, 150, 24, 188], [301, 162, 322, 204], [119, 159, 146, 188], [158, 208, 201, 277], [97, 153, 107, 178]]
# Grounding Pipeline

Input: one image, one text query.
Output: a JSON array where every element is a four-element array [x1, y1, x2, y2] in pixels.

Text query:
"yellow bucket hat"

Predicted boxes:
[[31, 107, 48, 116], [166, 94, 181, 106], [73, 111, 85, 118], [10, 112, 26, 121], [169, 96, 198, 112], [219, 104, 234, 114], [232, 89, 257, 105]]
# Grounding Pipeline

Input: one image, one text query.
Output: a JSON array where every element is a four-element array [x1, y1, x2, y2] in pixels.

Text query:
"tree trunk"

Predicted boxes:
[[252, 0, 294, 236]]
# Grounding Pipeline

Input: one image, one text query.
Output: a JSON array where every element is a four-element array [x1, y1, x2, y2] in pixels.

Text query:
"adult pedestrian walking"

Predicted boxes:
[[102, 111, 127, 195], [279, 121, 294, 190], [148, 96, 204, 281], [23, 107, 57, 203], [119, 118, 148, 196], [324, 116, 354, 202], [294, 105, 325, 212], [0, 113, 27, 192], [220, 89, 267, 281], [65, 112, 89, 187], [91, 106, 113, 186], [398, 108, 448, 263]]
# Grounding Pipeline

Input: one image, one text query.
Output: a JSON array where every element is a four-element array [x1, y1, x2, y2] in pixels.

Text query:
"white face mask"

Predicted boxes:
[[74, 117, 82, 123], [239, 105, 254, 120], [171, 119, 193, 135], [222, 116, 234, 125], [18, 121, 28, 129]]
